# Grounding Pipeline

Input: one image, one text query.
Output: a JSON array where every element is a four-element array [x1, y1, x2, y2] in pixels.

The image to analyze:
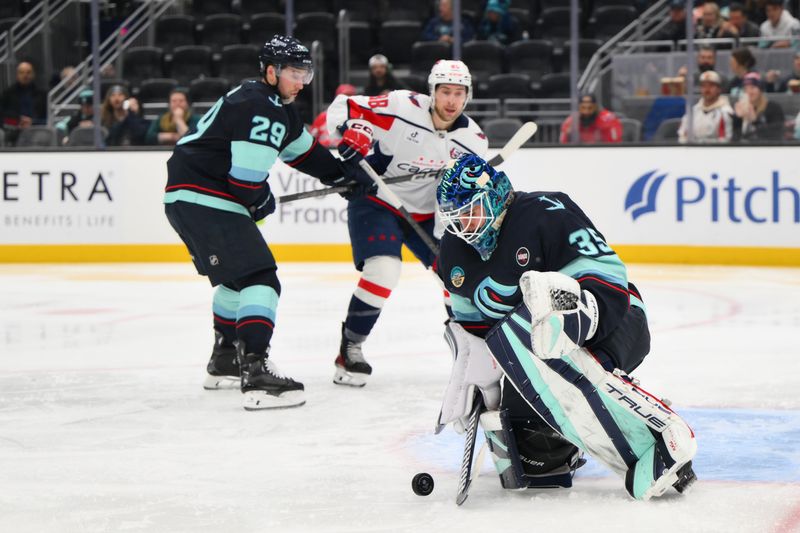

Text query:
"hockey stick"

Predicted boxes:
[[357, 158, 440, 256], [278, 121, 538, 204], [456, 393, 485, 506]]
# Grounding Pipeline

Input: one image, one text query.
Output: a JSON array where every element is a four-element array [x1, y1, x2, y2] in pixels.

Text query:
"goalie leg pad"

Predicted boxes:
[[480, 409, 584, 490], [486, 303, 697, 500]]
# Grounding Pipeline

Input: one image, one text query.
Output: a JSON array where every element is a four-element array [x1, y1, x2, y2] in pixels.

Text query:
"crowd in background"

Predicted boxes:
[[2, 0, 800, 147]]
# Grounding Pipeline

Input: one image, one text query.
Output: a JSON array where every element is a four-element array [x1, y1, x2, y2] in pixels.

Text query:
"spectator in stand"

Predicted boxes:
[[733, 72, 786, 141], [759, 0, 800, 47], [364, 54, 406, 96], [55, 88, 95, 144], [728, 46, 757, 99], [309, 83, 357, 148], [476, 0, 520, 45], [743, 0, 768, 25], [719, 3, 762, 39], [0, 60, 47, 145], [422, 0, 475, 44], [654, 0, 688, 42], [678, 70, 734, 143], [766, 50, 800, 92], [145, 87, 199, 146], [677, 46, 729, 89], [101, 84, 148, 146], [696, 1, 725, 39], [559, 93, 622, 144]]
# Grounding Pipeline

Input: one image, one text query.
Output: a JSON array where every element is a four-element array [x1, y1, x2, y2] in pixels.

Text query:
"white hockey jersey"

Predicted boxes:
[[677, 96, 734, 144], [327, 90, 488, 215]]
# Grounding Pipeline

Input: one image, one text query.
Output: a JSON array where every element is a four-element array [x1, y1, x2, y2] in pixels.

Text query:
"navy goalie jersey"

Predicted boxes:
[[438, 191, 646, 349]]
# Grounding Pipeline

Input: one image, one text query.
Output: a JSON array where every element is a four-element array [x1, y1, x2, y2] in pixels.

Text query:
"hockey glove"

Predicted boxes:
[[334, 120, 377, 200], [436, 321, 503, 434], [519, 271, 599, 360], [249, 184, 276, 222], [338, 119, 373, 161]]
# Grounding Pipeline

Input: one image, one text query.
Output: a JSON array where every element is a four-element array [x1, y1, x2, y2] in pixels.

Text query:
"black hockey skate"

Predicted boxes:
[[239, 345, 305, 410], [672, 461, 697, 493], [333, 323, 372, 387], [203, 332, 240, 390]]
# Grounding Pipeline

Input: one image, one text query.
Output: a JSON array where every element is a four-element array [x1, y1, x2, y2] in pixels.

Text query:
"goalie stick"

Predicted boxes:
[[278, 121, 538, 204], [456, 393, 485, 506]]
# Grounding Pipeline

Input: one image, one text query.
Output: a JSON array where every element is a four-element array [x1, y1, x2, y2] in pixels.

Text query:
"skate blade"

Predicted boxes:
[[333, 366, 368, 387], [642, 460, 696, 500], [242, 390, 305, 410], [203, 374, 240, 390]]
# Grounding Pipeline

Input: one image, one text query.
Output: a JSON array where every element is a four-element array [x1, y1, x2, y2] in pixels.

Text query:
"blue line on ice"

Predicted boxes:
[[410, 408, 800, 483]]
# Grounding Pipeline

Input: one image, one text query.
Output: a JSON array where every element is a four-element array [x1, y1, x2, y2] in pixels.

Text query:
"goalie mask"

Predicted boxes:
[[437, 154, 513, 261]]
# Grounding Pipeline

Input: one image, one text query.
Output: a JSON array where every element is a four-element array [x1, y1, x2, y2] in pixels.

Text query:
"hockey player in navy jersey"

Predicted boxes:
[[434, 154, 697, 499], [325, 60, 489, 387], [164, 35, 374, 410]]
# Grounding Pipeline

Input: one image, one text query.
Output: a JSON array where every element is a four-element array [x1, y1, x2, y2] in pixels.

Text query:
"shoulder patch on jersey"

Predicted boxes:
[[477, 132, 486, 139], [538, 195, 565, 211], [516, 247, 530, 266], [268, 94, 282, 107], [450, 266, 466, 288], [407, 93, 421, 108]]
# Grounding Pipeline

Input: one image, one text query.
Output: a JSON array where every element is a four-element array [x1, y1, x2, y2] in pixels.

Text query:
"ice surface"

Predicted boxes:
[[1, 262, 799, 533]]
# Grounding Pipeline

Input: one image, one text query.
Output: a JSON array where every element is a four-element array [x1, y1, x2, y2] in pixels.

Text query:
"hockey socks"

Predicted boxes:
[[236, 284, 278, 354]]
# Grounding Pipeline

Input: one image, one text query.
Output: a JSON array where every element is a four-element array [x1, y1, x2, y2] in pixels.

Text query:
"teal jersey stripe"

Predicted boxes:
[[230, 165, 268, 183], [230, 140, 278, 182], [238, 285, 279, 322], [630, 293, 647, 314], [451, 293, 484, 322], [163, 190, 249, 216], [559, 255, 628, 288], [500, 322, 588, 451], [279, 128, 314, 162], [212, 285, 240, 320]]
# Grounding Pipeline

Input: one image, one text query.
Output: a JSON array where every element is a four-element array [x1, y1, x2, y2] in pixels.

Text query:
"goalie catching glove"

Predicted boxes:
[[436, 321, 503, 434], [520, 271, 599, 359]]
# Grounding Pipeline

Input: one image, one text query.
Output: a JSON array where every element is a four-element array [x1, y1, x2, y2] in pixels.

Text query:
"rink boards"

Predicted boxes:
[[0, 146, 798, 265]]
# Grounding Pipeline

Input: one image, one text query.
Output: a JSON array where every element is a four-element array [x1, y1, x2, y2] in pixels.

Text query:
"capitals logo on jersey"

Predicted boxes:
[[449, 147, 464, 160]]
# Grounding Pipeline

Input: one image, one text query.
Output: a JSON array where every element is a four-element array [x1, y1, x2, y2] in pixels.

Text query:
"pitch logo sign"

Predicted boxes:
[[625, 169, 799, 224]]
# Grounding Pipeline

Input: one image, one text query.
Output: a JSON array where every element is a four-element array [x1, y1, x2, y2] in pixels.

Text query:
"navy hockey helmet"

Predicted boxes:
[[259, 35, 314, 83], [437, 154, 513, 261]]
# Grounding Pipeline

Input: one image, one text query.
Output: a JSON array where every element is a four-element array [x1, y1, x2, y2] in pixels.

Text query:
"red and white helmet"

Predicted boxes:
[[428, 60, 473, 112]]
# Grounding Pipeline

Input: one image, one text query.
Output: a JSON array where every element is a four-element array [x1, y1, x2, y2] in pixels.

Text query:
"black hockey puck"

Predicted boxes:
[[412, 472, 434, 496]]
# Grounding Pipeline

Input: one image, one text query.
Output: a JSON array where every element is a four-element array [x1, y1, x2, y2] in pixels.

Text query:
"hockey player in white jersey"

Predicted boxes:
[[326, 60, 489, 387]]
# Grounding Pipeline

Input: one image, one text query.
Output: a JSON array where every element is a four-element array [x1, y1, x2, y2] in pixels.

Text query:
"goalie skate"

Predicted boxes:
[[333, 324, 372, 387], [203, 332, 240, 390]]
